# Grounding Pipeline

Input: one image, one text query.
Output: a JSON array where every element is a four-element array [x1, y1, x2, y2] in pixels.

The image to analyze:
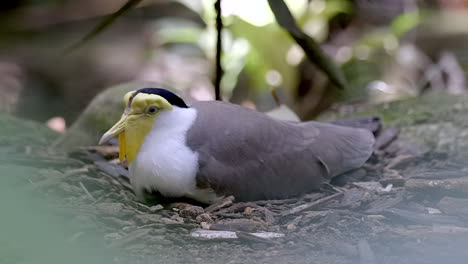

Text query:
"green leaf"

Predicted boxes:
[[267, 0, 347, 89], [391, 11, 423, 37], [229, 17, 297, 94]]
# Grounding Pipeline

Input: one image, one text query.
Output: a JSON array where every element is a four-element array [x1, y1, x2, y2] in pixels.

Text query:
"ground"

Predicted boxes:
[[2, 92, 468, 264]]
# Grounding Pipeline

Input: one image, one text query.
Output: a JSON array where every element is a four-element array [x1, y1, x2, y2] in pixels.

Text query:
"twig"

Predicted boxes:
[[271, 89, 281, 106], [64, 167, 90, 177], [281, 192, 343, 217], [190, 229, 284, 240], [64, 0, 144, 53], [214, 202, 259, 216], [79, 182, 96, 201], [254, 198, 299, 205], [405, 177, 468, 195], [205, 195, 234, 213], [236, 231, 279, 245], [27, 174, 63, 191], [214, 0, 223, 100], [267, 0, 346, 89]]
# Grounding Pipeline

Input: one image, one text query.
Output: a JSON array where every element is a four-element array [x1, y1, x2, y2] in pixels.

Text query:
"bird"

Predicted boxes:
[[99, 88, 376, 204]]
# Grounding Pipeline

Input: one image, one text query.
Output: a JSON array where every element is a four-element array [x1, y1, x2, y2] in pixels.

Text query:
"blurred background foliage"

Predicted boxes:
[[0, 0, 467, 127], [2, 1, 468, 263], [0, 165, 118, 264]]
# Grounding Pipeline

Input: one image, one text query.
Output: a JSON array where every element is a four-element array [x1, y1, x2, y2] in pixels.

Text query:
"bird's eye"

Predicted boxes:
[[147, 106, 159, 114]]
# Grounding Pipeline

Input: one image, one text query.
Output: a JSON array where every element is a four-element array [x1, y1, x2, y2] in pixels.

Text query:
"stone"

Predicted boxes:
[[195, 213, 214, 223], [160, 217, 185, 225], [149, 204, 164, 213], [243, 207, 255, 215], [210, 218, 267, 232], [200, 222, 212, 230], [178, 206, 205, 219]]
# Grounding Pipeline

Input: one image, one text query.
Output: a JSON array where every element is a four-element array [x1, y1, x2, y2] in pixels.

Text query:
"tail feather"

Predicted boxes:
[[330, 116, 382, 135], [306, 122, 375, 178]]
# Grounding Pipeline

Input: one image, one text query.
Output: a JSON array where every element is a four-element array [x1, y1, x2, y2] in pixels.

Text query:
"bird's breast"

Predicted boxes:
[[128, 108, 200, 198]]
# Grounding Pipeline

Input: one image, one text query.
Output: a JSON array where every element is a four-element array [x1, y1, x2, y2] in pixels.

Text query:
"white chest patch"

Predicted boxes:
[[129, 107, 221, 204]]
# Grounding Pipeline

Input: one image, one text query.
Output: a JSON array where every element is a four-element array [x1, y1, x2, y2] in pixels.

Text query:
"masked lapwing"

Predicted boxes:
[[99, 88, 376, 204]]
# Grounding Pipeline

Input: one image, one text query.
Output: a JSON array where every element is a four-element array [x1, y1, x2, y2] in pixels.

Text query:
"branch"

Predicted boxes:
[[267, 0, 347, 90], [65, 0, 144, 53], [214, 0, 223, 100]]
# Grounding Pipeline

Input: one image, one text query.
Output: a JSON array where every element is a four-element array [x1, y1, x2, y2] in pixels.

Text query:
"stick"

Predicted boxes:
[[281, 192, 343, 217], [79, 182, 96, 201], [214, 0, 223, 100]]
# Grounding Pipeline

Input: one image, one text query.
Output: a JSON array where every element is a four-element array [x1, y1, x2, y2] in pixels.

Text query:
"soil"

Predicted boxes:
[[4, 92, 468, 264], [4, 135, 468, 264]]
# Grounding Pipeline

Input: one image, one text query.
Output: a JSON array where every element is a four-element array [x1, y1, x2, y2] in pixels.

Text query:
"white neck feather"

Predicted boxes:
[[129, 107, 199, 198], [128, 107, 222, 204]]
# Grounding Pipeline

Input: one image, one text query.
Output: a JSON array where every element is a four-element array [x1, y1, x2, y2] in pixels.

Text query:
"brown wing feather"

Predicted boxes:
[[186, 101, 374, 201]]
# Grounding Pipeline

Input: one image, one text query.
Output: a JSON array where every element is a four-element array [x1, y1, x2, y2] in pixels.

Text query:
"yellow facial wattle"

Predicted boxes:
[[118, 132, 126, 163], [120, 113, 157, 164], [99, 92, 174, 164]]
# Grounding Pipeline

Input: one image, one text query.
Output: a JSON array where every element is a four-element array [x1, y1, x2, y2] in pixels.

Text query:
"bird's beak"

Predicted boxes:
[[99, 115, 127, 145]]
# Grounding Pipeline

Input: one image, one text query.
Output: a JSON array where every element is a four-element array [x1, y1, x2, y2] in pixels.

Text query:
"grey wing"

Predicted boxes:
[[186, 101, 374, 201], [304, 121, 375, 177]]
